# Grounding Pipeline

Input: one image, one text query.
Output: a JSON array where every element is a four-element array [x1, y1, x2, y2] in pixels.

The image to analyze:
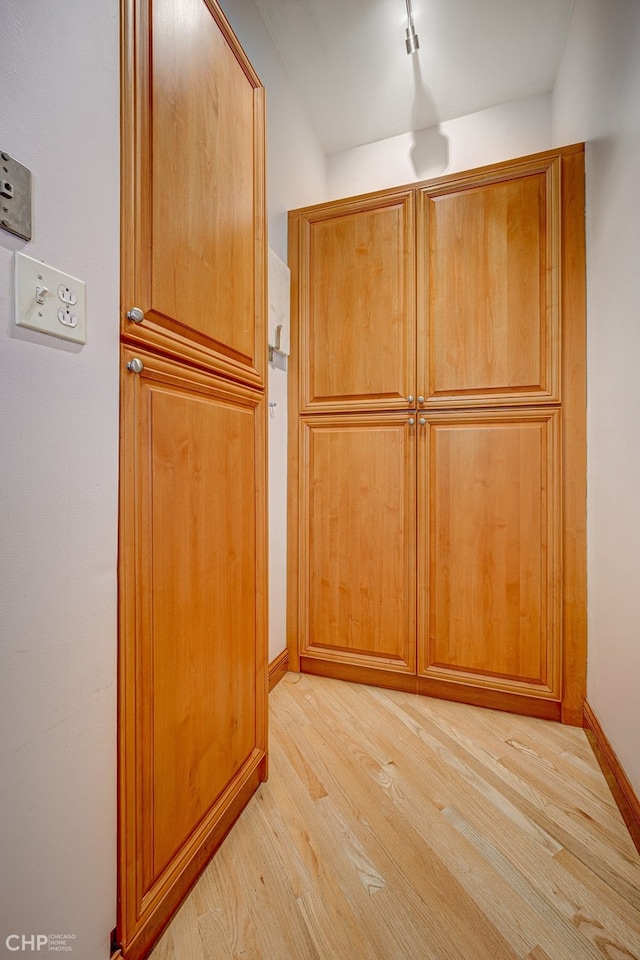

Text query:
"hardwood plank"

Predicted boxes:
[[554, 848, 640, 937], [151, 898, 206, 960], [401, 688, 635, 856], [270, 717, 518, 959], [441, 806, 605, 960], [150, 674, 640, 960]]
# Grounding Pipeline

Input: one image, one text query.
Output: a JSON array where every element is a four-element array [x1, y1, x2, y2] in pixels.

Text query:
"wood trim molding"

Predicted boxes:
[[583, 701, 640, 855], [269, 649, 289, 691]]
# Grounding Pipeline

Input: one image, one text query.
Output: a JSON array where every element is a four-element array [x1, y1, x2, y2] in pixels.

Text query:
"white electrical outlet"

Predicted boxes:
[[15, 252, 86, 344]]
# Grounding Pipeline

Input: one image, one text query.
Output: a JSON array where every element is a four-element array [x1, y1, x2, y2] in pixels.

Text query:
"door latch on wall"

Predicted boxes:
[[0, 150, 32, 241]]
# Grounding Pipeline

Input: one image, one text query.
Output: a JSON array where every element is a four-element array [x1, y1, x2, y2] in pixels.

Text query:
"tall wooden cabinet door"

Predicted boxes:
[[417, 409, 562, 719], [120, 0, 267, 956], [119, 350, 267, 959], [291, 191, 416, 413], [298, 415, 416, 679], [121, 0, 266, 389], [417, 155, 561, 408]]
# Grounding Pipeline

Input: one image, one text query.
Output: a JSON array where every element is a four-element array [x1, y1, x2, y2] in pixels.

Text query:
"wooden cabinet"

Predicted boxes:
[[119, 352, 267, 941], [289, 145, 586, 724], [121, 0, 266, 390], [297, 190, 416, 412], [299, 414, 416, 675], [119, 1, 267, 957], [418, 409, 562, 716], [418, 157, 561, 406]]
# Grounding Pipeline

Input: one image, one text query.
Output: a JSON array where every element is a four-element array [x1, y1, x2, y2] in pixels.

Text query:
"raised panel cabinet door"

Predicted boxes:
[[418, 157, 560, 407], [291, 191, 416, 412], [121, 0, 266, 387], [288, 146, 585, 721], [118, 350, 268, 959], [299, 415, 416, 673], [417, 409, 562, 715]]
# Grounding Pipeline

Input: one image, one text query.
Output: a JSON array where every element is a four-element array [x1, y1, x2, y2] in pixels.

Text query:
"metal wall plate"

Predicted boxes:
[[0, 150, 32, 241]]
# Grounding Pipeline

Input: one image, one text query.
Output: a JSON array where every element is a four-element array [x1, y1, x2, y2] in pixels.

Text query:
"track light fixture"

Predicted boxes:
[[405, 0, 420, 54]]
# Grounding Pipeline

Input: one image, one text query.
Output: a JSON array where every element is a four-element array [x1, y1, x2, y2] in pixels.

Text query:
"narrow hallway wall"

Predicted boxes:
[[220, 0, 328, 663], [0, 2, 120, 958], [553, 0, 640, 796]]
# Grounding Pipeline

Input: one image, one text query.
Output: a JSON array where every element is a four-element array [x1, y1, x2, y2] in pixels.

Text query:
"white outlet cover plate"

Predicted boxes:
[[15, 251, 86, 344]]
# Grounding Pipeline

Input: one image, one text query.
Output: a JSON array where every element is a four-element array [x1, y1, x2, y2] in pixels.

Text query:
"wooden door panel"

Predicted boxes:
[[149, 387, 256, 876], [121, 0, 266, 387], [120, 1, 267, 955], [295, 192, 415, 412], [119, 349, 267, 956], [419, 159, 559, 406], [300, 415, 416, 671], [418, 409, 561, 700]]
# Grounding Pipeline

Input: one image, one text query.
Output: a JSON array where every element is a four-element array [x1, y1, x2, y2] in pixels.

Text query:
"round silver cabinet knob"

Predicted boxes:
[[419, 418, 427, 425], [407, 395, 414, 404], [127, 307, 145, 324], [407, 417, 415, 426], [127, 358, 144, 374], [418, 396, 425, 404]]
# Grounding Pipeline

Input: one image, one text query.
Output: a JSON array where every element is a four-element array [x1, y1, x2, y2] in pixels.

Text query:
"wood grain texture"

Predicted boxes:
[[120, 0, 266, 387], [420, 409, 561, 700], [119, 2, 268, 955], [294, 191, 416, 412], [149, 673, 640, 960], [146, 376, 260, 876], [419, 157, 560, 406], [118, 350, 268, 958], [299, 414, 416, 672]]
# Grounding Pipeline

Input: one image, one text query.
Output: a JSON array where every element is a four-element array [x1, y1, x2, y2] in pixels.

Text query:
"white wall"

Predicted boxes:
[[328, 93, 553, 199], [220, 0, 328, 661], [0, 2, 119, 959], [552, 0, 640, 796]]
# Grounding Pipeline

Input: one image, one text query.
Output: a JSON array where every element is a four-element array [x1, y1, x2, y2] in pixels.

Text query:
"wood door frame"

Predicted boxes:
[[556, 146, 587, 726]]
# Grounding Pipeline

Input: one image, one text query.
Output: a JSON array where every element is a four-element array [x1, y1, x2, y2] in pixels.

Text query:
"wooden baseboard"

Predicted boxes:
[[110, 927, 122, 958], [268, 649, 289, 691], [583, 700, 640, 855]]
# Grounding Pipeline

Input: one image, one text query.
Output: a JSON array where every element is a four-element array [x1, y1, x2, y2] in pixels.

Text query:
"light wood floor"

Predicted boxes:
[[150, 673, 640, 960]]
